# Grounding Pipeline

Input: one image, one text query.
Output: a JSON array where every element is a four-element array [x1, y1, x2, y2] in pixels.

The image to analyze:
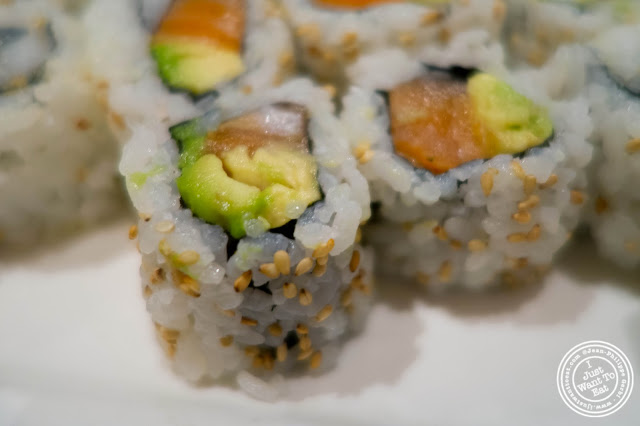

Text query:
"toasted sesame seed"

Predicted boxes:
[[156, 324, 179, 343], [295, 257, 314, 276], [313, 239, 335, 258], [252, 354, 264, 369], [432, 225, 448, 241], [299, 335, 312, 351], [512, 210, 531, 224], [595, 196, 609, 215], [312, 263, 327, 277], [355, 227, 363, 243], [527, 224, 542, 241], [263, 352, 274, 370], [268, 323, 282, 337], [349, 250, 361, 272], [315, 305, 333, 322], [143, 286, 152, 298], [310, 351, 322, 369], [259, 263, 280, 279], [625, 138, 640, 154], [341, 31, 358, 46], [397, 31, 416, 47], [570, 190, 584, 205], [358, 149, 374, 164], [323, 84, 337, 98], [154, 220, 175, 233], [510, 160, 526, 180], [421, 10, 443, 25], [273, 250, 291, 275], [278, 51, 294, 68], [340, 289, 353, 307], [245, 346, 259, 356], [299, 288, 313, 306], [438, 27, 451, 43], [280, 281, 297, 298], [467, 239, 487, 252], [128, 225, 138, 240], [502, 271, 519, 288], [109, 111, 125, 130], [138, 212, 152, 222], [416, 272, 430, 286], [493, 0, 506, 20], [316, 255, 329, 266], [150, 268, 165, 284], [450, 240, 463, 250], [75, 117, 91, 131], [167, 343, 177, 358], [539, 174, 558, 189], [507, 233, 527, 243], [523, 175, 537, 195], [350, 273, 369, 293], [219, 335, 234, 347], [172, 269, 200, 297], [176, 250, 200, 266], [296, 23, 320, 40], [276, 344, 287, 362], [480, 169, 496, 196], [241, 316, 258, 327], [221, 309, 236, 318], [297, 348, 313, 360], [518, 194, 540, 211], [438, 261, 452, 283], [158, 239, 171, 257], [234, 270, 252, 293], [515, 257, 529, 269]]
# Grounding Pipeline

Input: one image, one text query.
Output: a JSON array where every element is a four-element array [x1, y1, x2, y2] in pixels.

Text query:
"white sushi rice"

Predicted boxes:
[[340, 44, 593, 289], [281, 0, 506, 84], [0, 0, 124, 249]]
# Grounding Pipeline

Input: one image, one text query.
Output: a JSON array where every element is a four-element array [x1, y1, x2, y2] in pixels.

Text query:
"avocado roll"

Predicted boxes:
[[584, 33, 640, 269], [0, 0, 125, 249], [340, 49, 592, 289], [280, 0, 506, 85], [120, 79, 373, 396]]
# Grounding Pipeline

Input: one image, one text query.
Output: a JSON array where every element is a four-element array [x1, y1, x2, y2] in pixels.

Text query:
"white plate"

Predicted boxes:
[[1, 219, 639, 426]]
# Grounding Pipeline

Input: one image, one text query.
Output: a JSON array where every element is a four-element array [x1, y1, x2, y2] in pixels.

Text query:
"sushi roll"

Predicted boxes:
[[584, 27, 640, 269], [281, 0, 507, 85], [120, 79, 373, 396], [340, 47, 592, 289], [0, 0, 125, 249]]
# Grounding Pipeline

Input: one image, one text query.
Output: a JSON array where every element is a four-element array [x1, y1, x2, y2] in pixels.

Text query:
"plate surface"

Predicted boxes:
[[1, 219, 639, 426]]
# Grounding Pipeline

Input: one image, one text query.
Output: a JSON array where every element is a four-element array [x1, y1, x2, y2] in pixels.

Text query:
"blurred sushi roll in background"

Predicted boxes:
[[340, 46, 593, 289], [0, 0, 125, 249], [584, 26, 640, 269], [281, 0, 507, 86]]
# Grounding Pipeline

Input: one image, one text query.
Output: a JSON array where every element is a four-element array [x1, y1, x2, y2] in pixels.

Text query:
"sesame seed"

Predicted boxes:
[[108, 111, 125, 130], [299, 335, 312, 351], [299, 289, 313, 306], [138, 212, 152, 222], [397, 32, 416, 47], [527, 224, 542, 241], [502, 271, 519, 288], [167, 343, 176, 358], [158, 239, 171, 257], [172, 269, 200, 297], [310, 351, 322, 369], [263, 352, 274, 370], [315, 305, 333, 323], [278, 51, 294, 68], [276, 344, 287, 362], [312, 263, 327, 277], [539, 174, 558, 189], [241, 316, 258, 327], [355, 227, 362, 243], [467, 239, 487, 252], [432, 225, 448, 241], [176, 250, 200, 266], [296, 23, 320, 40], [512, 211, 531, 224], [510, 161, 526, 180], [416, 272, 430, 286], [625, 138, 640, 154], [313, 239, 335, 258], [143, 286, 152, 298], [156, 324, 179, 343], [438, 261, 452, 283], [523, 175, 537, 195], [297, 348, 313, 360], [358, 149, 374, 164], [259, 263, 280, 279], [421, 10, 443, 25], [595, 196, 609, 215], [128, 225, 138, 240], [349, 250, 360, 272], [75, 118, 91, 131], [234, 270, 252, 293], [219, 335, 234, 347], [150, 268, 165, 284], [245, 346, 259, 357], [341, 31, 358, 46], [221, 309, 236, 318], [241, 85, 253, 94], [295, 257, 314, 276], [340, 289, 353, 307], [450, 240, 463, 250], [283, 282, 298, 299], [480, 169, 496, 196], [493, 0, 506, 20], [518, 194, 540, 211], [273, 250, 291, 275], [268, 323, 282, 337], [154, 220, 175, 233], [507, 233, 527, 243], [514, 257, 528, 269], [252, 354, 264, 369], [323, 84, 337, 98], [438, 27, 451, 43], [316, 255, 329, 266], [570, 190, 584, 205]]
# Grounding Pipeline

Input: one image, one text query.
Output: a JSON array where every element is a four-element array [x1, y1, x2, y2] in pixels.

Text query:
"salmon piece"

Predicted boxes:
[[389, 75, 493, 175]]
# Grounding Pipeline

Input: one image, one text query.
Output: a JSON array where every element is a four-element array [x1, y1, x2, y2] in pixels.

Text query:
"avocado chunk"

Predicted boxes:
[[173, 103, 322, 238], [468, 73, 553, 155]]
